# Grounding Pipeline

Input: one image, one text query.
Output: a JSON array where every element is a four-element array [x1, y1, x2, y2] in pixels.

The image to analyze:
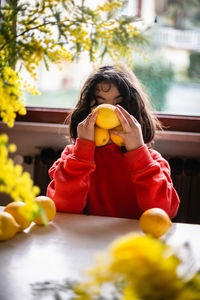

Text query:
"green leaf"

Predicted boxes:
[[38, 205, 48, 226], [43, 54, 49, 72]]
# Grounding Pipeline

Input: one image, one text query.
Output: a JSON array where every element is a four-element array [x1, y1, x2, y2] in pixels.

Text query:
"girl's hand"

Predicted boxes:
[[111, 105, 144, 151], [77, 110, 98, 142]]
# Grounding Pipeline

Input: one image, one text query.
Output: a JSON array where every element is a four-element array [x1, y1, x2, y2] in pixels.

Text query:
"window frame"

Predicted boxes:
[[15, 107, 200, 133]]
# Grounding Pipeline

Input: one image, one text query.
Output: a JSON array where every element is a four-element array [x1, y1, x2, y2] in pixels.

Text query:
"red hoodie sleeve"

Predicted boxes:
[[46, 138, 96, 213], [125, 145, 180, 219]]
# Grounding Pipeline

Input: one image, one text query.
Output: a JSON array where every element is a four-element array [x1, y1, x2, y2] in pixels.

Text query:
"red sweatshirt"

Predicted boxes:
[[47, 138, 179, 219]]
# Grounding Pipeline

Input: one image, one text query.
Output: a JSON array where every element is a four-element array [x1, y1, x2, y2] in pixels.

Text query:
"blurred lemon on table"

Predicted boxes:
[[33, 196, 56, 225], [110, 125, 125, 147], [4, 201, 31, 231], [139, 208, 172, 238], [0, 211, 20, 241], [93, 104, 120, 129], [94, 126, 110, 147]]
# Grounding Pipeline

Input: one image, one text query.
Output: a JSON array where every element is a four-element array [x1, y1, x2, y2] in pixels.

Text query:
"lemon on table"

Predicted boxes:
[[4, 201, 31, 232], [110, 125, 125, 147], [0, 211, 20, 241], [93, 104, 120, 129], [139, 208, 172, 238], [94, 126, 110, 147], [33, 196, 56, 225]]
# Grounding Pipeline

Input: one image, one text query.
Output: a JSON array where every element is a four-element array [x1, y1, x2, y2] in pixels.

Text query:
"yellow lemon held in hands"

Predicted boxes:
[[110, 125, 125, 147], [93, 104, 120, 129], [4, 201, 31, 232], [0, 211, 20, 241], [139, 208, 172, 238], [94, 126, 110, 147], [33, 196, 56, 225]]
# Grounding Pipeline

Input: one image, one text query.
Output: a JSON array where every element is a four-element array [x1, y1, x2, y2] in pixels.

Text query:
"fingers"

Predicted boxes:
[[110, 129, 124, 137], [88, 110, 98, 126], [81, 110, 98, 127], [115, 107, 130, 131], [116, 105, 139, 127], [77, 110, 98, 142]]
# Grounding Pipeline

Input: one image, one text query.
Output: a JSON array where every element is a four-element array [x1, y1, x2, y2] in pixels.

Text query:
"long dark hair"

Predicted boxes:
[[68, 63, 161, 145]]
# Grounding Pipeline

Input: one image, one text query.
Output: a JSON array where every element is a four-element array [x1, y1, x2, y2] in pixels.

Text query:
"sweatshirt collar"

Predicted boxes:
[[96, 142, 122, 152]]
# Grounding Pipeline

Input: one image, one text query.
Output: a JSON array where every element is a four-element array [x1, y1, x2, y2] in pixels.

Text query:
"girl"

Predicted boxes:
[[46, 63, 180, 219]]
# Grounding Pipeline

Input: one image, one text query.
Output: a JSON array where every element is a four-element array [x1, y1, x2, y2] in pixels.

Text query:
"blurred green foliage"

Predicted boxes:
[[134, 58, 174, 111], [188, 52, 200, 80]]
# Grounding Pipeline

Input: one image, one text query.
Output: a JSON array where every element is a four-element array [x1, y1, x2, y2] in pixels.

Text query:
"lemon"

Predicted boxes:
[[94, 126, 110, 147], [4, 201, 31, 232], [0, 211, 20, 241], [110, 125, 125, 147], [139, 208, 172, 238], [93, 104, 120, 129], [33, 196, 56, 225]]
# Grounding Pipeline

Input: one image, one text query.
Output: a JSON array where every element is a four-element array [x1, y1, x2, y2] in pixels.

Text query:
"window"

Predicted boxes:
[[17, 0, 200, 132]]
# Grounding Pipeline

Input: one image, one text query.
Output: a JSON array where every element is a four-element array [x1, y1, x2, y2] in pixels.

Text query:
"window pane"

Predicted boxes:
[[133, 0, 200, 116], [24, 56, 93, 109], [24, 0, 200, 116]]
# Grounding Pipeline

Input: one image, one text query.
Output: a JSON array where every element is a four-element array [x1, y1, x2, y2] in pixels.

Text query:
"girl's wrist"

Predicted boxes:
[[77, 133, 94, 142], [126, 142, 144, 152], [125, 136, 144, 152]]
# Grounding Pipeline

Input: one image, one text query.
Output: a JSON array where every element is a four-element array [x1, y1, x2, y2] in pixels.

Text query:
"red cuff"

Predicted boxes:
[[73, 138, 96, 161], [124, 144, 155, 171]]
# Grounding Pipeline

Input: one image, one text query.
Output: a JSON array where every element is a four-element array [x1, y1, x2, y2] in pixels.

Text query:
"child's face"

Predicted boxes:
[[90, 82, 123, 110]]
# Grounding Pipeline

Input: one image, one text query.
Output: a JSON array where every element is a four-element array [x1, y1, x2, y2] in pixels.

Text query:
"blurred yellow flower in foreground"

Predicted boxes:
[[73, 234, 200, 300], [0, 134, 40, 221], [0, 66, 40, 128]]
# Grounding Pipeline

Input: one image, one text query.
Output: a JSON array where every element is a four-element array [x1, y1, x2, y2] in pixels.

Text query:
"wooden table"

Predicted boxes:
[[1, 206, 200, 300]]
